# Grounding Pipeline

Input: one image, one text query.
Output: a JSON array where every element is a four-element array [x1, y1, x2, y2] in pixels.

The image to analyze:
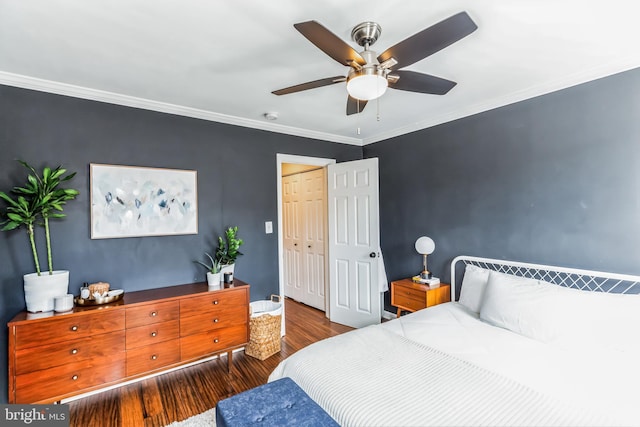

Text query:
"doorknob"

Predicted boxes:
[[369, 252, 377, 258]]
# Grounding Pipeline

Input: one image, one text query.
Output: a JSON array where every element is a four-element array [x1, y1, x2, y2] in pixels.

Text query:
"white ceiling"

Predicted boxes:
[[1, 0, 639, 146]]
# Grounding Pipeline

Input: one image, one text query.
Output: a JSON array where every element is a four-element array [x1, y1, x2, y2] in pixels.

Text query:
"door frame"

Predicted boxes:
[[276, 154, 336, 335]]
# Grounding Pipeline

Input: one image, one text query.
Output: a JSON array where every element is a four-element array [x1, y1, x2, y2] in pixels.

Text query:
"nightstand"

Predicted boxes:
[[391, 279, 451, 317]]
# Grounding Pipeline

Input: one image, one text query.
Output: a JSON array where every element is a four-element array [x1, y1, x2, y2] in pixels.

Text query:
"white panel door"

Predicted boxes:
[[283, 173, 303, 302], [328, 158, 380, 328], [302, 168, 327, 310]]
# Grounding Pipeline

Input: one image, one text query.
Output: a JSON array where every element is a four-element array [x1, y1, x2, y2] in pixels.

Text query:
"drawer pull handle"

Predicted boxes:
[[71, 348, 78, 355], [72, 375, 79, 381], [151, 331, 158, 337], [212, 300, 219, 305], [213, 318, 219, 323], [71, 325, 79, 331], [150, 311, 158, 317], [213, 338, 219, 343], [151, 354, 158, 360]]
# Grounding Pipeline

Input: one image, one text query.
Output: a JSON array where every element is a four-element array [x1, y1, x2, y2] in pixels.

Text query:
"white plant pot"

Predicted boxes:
[[23, 270, 70, 313], [206, 272, 221, 289], [219, 264, 235, 283]]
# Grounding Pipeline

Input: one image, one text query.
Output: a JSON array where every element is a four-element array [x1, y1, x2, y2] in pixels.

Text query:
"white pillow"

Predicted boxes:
[[479, 271, 567, 342], [545, 287, 640, 353], [479, 270, 640, 353], [458, 264, 491, 313]]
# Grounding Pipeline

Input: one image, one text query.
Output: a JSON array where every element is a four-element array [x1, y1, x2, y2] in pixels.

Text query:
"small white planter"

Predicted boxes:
[[206, 272, 221, 289], [23, 270, 70, 313], [219, 264, 235, 283]]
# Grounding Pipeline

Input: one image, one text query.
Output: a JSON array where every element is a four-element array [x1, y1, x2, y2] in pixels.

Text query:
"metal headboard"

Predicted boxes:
[[450, 255, 640, 302]]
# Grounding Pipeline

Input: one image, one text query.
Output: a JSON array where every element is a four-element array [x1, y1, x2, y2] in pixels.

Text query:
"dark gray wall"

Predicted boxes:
[[0, 85, 362, 403], [365, 67, 640, 306]]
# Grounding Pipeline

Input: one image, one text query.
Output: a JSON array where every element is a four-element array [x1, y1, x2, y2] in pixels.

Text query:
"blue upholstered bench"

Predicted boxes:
[[216, 377, 338, 427]]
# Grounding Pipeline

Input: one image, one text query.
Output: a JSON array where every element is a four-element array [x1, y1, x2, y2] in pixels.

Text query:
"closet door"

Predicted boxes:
[[301, 168, 327, 311], [282, 168, 327, 311], [283, 174, 303, 302]]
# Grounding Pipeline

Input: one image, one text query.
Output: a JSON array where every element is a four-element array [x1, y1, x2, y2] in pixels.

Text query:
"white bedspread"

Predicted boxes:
[[270, 302, 640, 426]]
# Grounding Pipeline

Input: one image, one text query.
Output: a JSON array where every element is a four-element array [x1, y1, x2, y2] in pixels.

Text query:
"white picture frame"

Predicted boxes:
[[90, 163, 198, 239]]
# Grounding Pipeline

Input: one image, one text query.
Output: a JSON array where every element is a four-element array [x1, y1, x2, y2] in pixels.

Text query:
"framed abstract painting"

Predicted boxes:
[[90, 164, 198, 239]]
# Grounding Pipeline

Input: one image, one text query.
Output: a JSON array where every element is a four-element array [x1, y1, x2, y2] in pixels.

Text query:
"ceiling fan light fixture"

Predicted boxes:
[[346, 69, 388, 101], [274, 13, 478, 114]]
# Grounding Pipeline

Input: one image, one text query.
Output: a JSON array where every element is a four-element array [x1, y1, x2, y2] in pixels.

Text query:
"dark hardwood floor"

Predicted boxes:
[[68, 298, 353, 427]]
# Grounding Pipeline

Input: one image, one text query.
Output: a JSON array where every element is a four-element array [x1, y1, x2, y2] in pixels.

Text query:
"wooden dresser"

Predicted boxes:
[[7, 280, 250, 404]]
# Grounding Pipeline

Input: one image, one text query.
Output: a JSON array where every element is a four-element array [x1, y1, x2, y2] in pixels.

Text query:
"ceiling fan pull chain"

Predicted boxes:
[[357, 98, 362, 135]]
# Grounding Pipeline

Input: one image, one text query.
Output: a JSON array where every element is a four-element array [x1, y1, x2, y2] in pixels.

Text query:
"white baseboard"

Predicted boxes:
[[382, 310, 396, 320]]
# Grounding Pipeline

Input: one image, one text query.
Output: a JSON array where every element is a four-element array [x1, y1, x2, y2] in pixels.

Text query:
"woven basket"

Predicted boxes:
[[88, 282, 110, 298], [245, 296, 282, 360]]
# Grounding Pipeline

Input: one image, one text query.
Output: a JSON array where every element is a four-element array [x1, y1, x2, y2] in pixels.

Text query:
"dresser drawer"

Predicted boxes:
[[393, 292, 427, 311], [393, 283, 424, 300], [126, 300, 179, 328], [15, 330, 125, 375], [15, 352, 126, 403], [14, 309, 125, 350], [126, 340, 180, 376], [180, 288, 248, 316], [126, 320, 179, 349], [393, 283, 426, 303], [180, 306, 247, 336], [180, 324, 248, 361]]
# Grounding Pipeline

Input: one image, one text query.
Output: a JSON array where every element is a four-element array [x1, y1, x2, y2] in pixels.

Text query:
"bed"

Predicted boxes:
[[269, 256, 640, 426]]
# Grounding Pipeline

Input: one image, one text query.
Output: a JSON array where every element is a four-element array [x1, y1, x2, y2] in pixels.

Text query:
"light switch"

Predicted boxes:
[[265, 221, 273, 234]]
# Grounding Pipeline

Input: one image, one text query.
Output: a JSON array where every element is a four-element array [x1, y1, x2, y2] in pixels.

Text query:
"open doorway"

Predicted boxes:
[[276, 154, 335, 335], [282, 164, 326, 310]]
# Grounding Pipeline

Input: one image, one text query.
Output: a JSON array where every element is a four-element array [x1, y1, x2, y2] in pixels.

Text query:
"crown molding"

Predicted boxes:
[[362, 58, 640, 145], [0, 72, 363, 147], [2, 59, 638, 148]]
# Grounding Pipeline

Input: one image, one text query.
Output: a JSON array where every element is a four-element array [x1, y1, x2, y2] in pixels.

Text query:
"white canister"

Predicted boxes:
[[54, 294, 74, 312]]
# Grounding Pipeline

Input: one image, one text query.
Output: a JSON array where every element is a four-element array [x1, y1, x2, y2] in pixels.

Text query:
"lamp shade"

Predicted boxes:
[[346, 72, 388, 101], [415, 236, 435, 255]]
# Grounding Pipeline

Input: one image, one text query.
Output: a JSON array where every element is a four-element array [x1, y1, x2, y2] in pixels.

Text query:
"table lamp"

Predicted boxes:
[[415, 236, 435, 280]]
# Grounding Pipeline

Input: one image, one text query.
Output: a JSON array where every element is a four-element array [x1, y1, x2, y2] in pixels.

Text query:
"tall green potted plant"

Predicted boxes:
[[0, 160, 79, 312], [215, 226, 244, 282]]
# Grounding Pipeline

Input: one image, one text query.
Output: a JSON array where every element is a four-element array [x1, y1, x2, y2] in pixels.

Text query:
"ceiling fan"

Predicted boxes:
[[272, 12, 478, 115]]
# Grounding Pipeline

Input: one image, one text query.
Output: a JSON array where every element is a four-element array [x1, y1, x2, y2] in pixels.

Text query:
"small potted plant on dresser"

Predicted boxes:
[[194, 252, 222, 289], [215, 226, 244, 283], [0, 160, 79, 312]]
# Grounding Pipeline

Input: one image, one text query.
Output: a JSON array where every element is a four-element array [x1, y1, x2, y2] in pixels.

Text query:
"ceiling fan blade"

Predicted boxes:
[[294, 21, 366, 67], [346, 96, 368, 115], [378, 12, 477, 69], [272, 76, 345, 96], [389, 70, 457, 95]]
